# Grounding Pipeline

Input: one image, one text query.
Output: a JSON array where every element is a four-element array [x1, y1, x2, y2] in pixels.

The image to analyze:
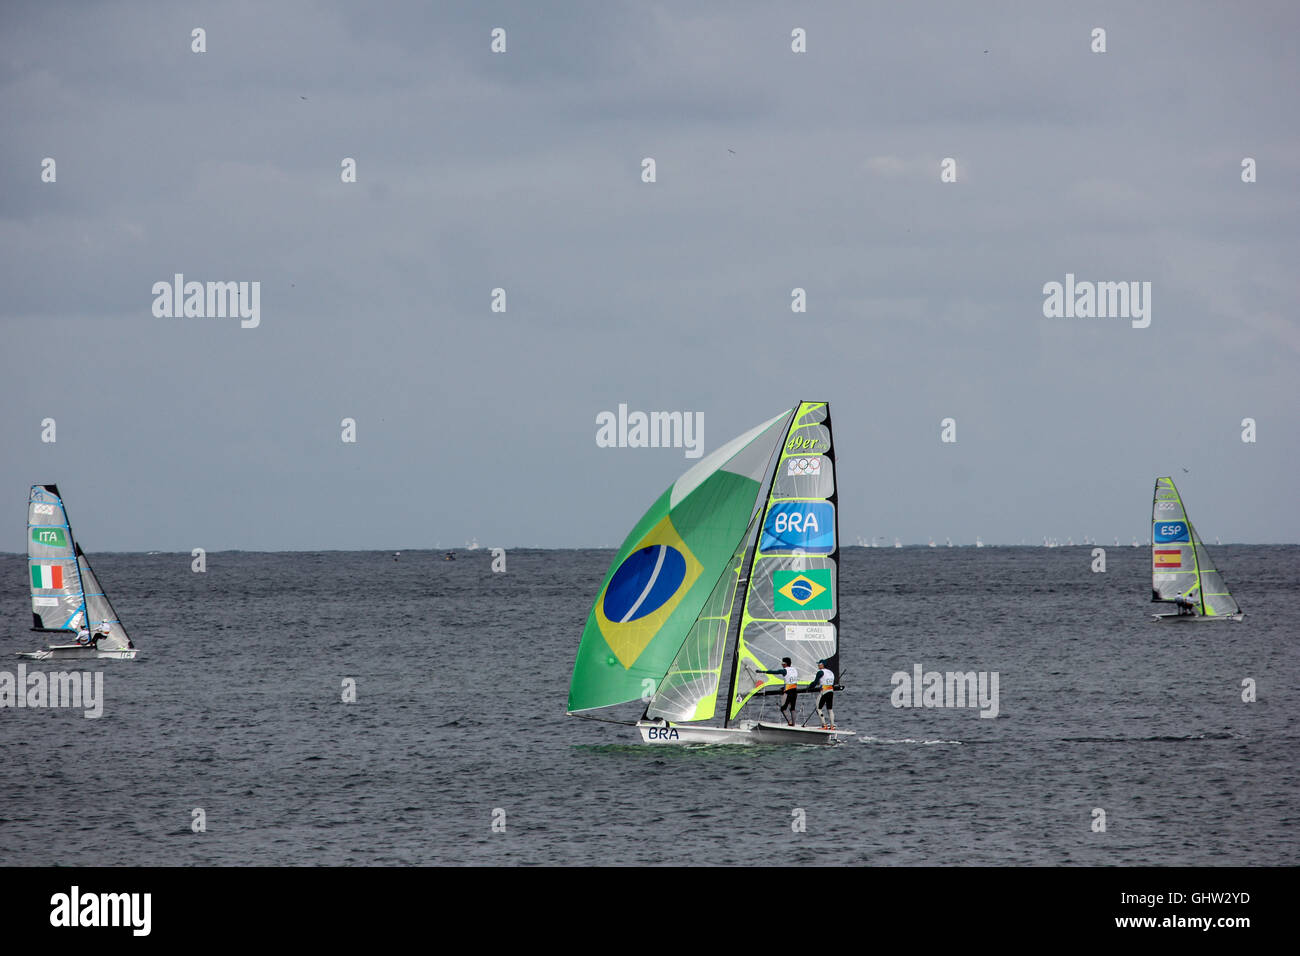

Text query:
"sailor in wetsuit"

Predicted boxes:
[[758, 657, 800, 725], [808, 659, 836, 729], [1174, 594, 1198, 616]]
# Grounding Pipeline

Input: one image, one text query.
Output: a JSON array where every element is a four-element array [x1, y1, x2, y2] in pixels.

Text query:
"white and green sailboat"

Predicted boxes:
[[1150, 477, 1243, 622], [19, 484, 138, 660], [567, 402, 852, 744]]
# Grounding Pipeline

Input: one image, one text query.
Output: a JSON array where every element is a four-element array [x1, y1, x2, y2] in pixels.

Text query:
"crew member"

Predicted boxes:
[[758, 657, 800, 726], [809, 659, 836, 729]]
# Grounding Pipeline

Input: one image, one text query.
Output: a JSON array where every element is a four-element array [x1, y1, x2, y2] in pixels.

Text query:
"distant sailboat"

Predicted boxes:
[[1150, 477, 1243, 622], [894, 537, 902, 548], [567, 402, 852, 745], [946, 537, 953, 548], [975, 537, 984, 548], [928, 537, 936, 548], [19, 485, 137, 660]]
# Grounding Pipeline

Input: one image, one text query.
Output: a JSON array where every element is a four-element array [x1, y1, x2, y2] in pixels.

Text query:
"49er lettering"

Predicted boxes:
[[786, 435, 820, 451]]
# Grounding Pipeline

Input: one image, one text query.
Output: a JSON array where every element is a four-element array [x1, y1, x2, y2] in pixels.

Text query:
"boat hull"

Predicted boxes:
[[1152, 612, 1244, 623], [636, 720, 758, 744], [750, 721, 855, 744], [17, 644, 138, 660], [635, 719, 853, 745]]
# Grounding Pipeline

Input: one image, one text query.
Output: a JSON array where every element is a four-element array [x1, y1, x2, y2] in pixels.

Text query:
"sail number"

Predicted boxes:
[[645, 727, 680, 740]]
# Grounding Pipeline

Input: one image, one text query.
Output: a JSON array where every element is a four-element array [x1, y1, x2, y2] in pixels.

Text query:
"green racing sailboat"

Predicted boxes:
[[567, 401, 852, 744]]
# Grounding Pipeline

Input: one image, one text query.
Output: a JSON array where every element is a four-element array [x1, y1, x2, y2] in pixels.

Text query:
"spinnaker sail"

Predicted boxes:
[[1150, 477, 1242, 620], [645, 514, 759, 722], [567, 409, 794, 714]]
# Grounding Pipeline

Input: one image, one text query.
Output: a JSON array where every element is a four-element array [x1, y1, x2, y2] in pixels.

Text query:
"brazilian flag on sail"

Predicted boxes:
[[567, 410, 794, 713]]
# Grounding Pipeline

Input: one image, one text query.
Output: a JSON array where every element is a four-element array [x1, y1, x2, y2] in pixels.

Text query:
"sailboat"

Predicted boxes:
[[18, 484, 138, 660], [567, 402, 852, 745], [1150, 477, 1243, 622]]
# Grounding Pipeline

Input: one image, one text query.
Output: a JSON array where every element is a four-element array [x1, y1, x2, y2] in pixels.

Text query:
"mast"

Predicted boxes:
[[723, 514, 762, 729], [1150, 479, 1160, 602], [721, 411, 790, 729]]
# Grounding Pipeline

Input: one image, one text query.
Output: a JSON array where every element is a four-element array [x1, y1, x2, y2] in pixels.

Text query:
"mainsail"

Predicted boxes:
[[1151, 477, 1241, 618], [28, 484, 84, 632], [27, 483, 133, 650], [728, 401, 839, 720], [567, 409, 795, 714]]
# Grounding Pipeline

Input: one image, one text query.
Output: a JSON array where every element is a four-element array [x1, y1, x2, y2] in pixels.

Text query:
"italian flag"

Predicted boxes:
[[31, 564, 64, 589]]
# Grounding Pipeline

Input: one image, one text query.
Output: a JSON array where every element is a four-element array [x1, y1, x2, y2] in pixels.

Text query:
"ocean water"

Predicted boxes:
[[0, 545, 1296, 866]]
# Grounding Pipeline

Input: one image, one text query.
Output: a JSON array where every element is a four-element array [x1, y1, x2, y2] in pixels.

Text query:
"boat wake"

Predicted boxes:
[[1058, 732, 1243, 743], [858, 735, 962, 746]]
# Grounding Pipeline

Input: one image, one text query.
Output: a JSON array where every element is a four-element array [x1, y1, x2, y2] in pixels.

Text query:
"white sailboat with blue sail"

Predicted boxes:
[[19, 484, 138, 660], [567, 402, 852, 744]]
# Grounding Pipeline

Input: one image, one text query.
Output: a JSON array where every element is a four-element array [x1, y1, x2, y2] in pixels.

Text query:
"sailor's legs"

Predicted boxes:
[[817, 691, 835, 728]]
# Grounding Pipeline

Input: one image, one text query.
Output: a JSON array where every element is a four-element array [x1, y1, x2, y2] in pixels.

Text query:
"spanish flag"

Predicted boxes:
[[1154, 549, 1182, 568]]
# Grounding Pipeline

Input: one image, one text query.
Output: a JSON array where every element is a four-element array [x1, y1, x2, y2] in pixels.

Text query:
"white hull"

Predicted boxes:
[[750, 721, 855, 744], [1152, 612, 1244, 623], [635, 719, 853, 746], [637, 721, 757, 744], [17, 644, 138, 660]]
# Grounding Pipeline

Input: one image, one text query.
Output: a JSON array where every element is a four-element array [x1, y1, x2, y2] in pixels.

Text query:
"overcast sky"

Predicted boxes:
[[2, 1, 1297, 550]]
